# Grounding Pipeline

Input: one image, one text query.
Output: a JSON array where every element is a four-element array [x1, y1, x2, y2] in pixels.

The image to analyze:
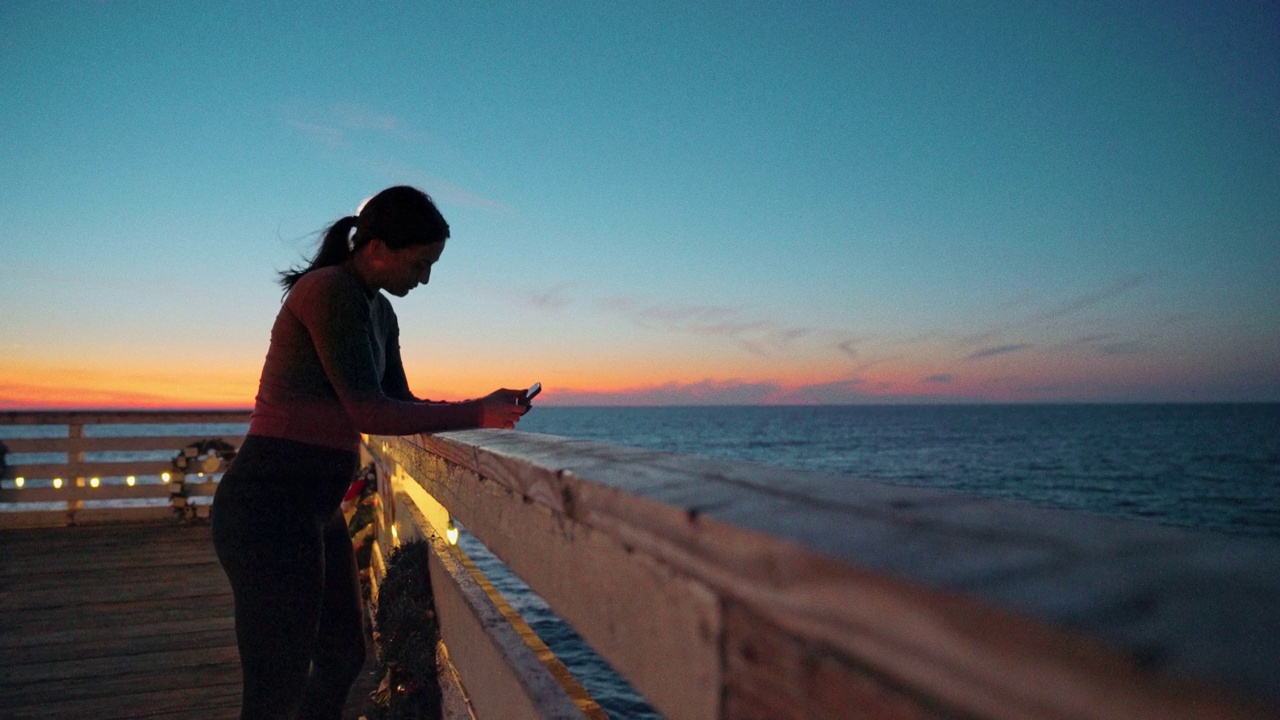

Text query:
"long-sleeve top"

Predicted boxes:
[[248, 264, 481, 451]]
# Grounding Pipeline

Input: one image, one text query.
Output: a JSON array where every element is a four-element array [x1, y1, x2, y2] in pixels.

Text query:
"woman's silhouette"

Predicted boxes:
[[212, 186, 528, 718]]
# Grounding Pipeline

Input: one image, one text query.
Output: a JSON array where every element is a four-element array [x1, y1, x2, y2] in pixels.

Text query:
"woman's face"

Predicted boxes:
[[379, 240, 446, 297]]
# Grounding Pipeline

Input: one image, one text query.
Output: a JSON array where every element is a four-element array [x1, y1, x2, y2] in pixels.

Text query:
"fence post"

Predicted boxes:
[[66, 420, 85, 525]]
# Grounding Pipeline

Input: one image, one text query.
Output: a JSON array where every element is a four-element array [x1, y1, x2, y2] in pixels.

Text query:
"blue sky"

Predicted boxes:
[[2, 1, 1278, 406]]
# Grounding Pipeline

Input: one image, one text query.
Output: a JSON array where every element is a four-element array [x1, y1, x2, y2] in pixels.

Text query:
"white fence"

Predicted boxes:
[[0, 410, 250, 528]]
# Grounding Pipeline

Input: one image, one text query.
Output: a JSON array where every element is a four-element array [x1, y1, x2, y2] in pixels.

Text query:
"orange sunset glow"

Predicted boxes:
[[2, 3, 1277, 408]]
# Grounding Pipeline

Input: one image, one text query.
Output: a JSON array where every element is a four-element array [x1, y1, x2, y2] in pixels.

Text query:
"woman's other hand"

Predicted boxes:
[[476, 388, 528, 429]]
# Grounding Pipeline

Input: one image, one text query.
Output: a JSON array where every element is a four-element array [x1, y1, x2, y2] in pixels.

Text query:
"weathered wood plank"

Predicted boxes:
[[3, 484, 180, 502], [393, 492, 592, 720], [0, 572, 230, 611], [379, 438, 722, 720], [1, 594, 234, 638], [7, 681, 243, 720], [0, 522, 242, 719], [0, 494, 214, 528], [14, 625, 236, 666], [1, 644, 242, 685], [0, 546, 219, 577], [1, 434, 247, 454], [0, 510, 76, 530], [0, 521, 203, 548], [0, 519, 374, 720], [0, 410, 251, 426], [0, 505, 198, 530], [0, 615, 235, 652], [722, 600, 944, 720], [2, 656, 242, 709], [4, 459, 202, 480]]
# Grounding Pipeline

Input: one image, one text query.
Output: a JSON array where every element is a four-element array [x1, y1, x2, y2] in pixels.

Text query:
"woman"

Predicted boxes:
[[211, 186, 528, 719]]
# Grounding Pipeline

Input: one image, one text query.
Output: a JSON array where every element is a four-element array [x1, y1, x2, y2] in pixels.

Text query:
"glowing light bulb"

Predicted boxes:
[[53, 478, 63, 489], [161, 472, 171, 482], [390, 525, 399, 544], [445, 520, 459, 546], [126, 476, 136, 486], [14, 477, 24, 488], [90, 477, 100, 488]]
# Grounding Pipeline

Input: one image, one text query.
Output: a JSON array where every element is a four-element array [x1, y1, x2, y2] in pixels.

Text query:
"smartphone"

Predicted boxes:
[[522, 382, 542, 406]]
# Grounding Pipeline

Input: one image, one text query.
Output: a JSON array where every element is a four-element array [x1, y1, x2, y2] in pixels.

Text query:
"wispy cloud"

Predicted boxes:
[[1050, 333, 1149, 357], [364, 160, 514, 213], [281, 101, 407, 146], [964, 343, 1033, 361], [1100, 340, 1145, 356], [1070, 333, 1117, 346], [963, 274, 1148, 345], [547, 376, 884, 406], [521, 283, 577, 313], [1033, 274, 1145, 323], [516, 289, 925, 375], [597, 297, 813, 357], [280, 102, 513, 212], [284, 119, 346, 149], [329, 103, 404, 133]]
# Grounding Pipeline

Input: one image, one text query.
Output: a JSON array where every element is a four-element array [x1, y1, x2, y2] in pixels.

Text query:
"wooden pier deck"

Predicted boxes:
[[0, 522, 378, 720]]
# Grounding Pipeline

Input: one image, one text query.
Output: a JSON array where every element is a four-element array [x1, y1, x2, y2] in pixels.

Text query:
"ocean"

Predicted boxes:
[[518, 403, 1280, 538], [5, 404, 1278, 717]]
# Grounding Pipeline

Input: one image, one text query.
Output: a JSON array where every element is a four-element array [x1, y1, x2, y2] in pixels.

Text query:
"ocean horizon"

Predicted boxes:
[[5, 402, 1278, 538]]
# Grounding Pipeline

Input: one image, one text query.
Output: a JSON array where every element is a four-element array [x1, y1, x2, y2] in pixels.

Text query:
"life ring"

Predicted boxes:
[[171, 438, 238, 480], [170, 439, 237, 520]]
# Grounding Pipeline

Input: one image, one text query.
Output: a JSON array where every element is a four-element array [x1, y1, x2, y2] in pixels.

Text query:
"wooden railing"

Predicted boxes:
[[0, 410, 251, 528], [363, 429, 1280, 720]]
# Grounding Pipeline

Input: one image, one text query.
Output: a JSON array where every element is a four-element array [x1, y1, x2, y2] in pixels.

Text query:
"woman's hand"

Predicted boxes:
[[476, 388, 529, 429]]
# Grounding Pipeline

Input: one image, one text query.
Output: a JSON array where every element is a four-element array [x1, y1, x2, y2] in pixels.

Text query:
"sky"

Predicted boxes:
[[1, 1, 1278, 407]]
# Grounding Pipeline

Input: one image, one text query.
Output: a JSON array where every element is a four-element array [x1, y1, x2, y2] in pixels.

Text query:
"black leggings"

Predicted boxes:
[[211, 435, 365, 720]]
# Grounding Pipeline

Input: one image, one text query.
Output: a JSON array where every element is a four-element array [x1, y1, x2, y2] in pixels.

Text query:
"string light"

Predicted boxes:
[[126, 476, 136, 486], [53, 478, 63, 489], [90, 477, 100, 488], [161, 472, 171, 482], [445, 519, 459, 545], [14, 477, 23, 488]]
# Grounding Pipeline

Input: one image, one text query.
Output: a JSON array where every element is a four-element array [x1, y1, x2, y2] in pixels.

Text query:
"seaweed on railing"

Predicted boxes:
[[370, 539, 442, 720]]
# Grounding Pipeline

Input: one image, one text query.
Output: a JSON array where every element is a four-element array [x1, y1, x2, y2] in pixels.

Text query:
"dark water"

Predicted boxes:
[[517, 403, 1280, 538]]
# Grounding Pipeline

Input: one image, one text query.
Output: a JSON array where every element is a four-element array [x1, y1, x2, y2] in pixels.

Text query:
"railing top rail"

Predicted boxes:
[[0, 409, 252, 426], [373, 428, 1280, 717]]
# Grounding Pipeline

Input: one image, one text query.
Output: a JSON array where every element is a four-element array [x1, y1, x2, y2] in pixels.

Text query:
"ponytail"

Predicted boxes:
[[277, 186, 449, 294], [278, 215, 360, 292]]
